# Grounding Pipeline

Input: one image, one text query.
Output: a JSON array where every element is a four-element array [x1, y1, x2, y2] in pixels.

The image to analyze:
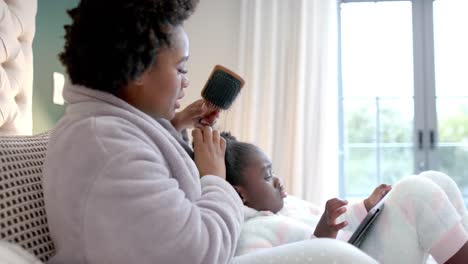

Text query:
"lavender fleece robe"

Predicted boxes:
[[43, 83, 244, 264]]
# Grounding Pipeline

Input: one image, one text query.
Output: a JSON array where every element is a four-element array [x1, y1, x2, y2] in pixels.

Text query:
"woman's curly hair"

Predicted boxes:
[[60, 0, 199, 94]]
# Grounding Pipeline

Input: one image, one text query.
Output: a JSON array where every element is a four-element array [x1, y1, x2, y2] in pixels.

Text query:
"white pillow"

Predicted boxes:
[[0, 241, 42, 264]]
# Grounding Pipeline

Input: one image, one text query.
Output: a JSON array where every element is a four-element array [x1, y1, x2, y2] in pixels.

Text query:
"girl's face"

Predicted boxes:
[[237, 147, 287, 213], [121, 25, 190, 120]]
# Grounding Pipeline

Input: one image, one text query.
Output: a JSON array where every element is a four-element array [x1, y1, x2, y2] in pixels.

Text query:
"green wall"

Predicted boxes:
[[32, 0, 79, 133]]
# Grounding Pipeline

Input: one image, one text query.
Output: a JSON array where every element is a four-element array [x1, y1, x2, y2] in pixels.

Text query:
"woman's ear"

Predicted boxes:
[[134, 74, 145, 86], [233, 185, 248, 204], [133, 68, 150, 87]]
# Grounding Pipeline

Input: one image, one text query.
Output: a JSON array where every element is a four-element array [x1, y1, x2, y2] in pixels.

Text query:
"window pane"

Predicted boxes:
[[437, 99, 468, 143], [434, 0, 468, 97], [434, 0, 468, 195], [340, 1, 414, 198], [343, 98, 414, 197], [345, 147, 376, 197], [341, 2, 413, 98], [437, 99, 468, 195], [381, 147, 413, 184], [438, 146, 468, 196], [344, 99, 376, 144], [380, 99, 413, 144]]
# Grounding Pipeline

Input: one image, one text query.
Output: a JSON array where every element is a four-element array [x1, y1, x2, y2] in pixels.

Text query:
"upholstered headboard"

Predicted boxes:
[[0, 0, 37, 135]]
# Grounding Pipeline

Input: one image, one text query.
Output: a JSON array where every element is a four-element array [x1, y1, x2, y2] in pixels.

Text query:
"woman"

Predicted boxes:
[[43, 0, 377, 263], [43, 1, 243, 263]]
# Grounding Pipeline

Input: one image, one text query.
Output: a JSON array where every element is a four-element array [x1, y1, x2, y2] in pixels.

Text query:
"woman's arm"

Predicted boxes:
[[81, 131, 243, 264]]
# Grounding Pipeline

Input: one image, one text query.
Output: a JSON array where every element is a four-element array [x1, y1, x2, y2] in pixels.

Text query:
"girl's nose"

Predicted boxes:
[[273, 177, 281, 188]]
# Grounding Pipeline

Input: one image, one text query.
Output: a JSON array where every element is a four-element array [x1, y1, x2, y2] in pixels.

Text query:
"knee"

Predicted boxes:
[[389, 176, 445, 205], [419, 170, 449, 178], [419, 170, 459, 192], [419, 171, 465, 213], [387, 176, 454, 223], [392, 176, 434, 197]]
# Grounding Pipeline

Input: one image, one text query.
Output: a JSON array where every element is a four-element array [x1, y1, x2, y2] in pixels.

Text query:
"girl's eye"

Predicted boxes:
[[264, 175, 272, 181], [178, 69, 188, 74]]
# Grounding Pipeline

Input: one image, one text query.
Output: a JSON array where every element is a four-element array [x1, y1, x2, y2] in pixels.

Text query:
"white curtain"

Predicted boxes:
[[220, 0, 339, 206]]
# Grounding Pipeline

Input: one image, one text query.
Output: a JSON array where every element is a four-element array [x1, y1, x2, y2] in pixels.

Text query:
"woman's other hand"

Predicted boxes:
[[171, 99, 206, 131], [192, 126, 226, 179], [171, 99, 221, 131], [364, 184, 392, 212], [197, 108, 220, 127], [313, 198, 348, 239]]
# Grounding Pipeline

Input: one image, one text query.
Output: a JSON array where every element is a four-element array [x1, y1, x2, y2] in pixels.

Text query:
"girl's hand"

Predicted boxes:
[[313, 198, 348, 239], [192, 126, 226, 179], [364, 184, 392, 212]]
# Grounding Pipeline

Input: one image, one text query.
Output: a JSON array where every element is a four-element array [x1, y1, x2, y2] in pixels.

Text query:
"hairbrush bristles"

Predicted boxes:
[[204, 101, 221, 112], [201, 65, 245, 111]]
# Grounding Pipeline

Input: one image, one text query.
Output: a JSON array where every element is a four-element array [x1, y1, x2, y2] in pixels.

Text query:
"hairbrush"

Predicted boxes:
[[201, 65, 245, 112]]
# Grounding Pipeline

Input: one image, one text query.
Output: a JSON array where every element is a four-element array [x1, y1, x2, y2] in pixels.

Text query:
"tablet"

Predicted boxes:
[[347, 197, 386, 248]]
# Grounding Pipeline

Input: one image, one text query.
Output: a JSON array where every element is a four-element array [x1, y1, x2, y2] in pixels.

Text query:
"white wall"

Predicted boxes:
[[183, 0, 242, 106]]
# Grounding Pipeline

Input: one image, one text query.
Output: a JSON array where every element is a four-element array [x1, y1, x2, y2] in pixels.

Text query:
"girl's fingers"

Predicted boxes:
[[332, 221, 348, 231], [326, 198, 348, 210], [329, 206, 347, 222], [377, 184, 391, 192]]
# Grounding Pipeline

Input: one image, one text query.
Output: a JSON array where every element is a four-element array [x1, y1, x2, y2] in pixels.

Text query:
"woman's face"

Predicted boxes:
[[237, 147, 287, 213], [121, 25, 190, 120]]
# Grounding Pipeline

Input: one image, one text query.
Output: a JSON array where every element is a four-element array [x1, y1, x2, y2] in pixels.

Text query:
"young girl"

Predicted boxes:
[[221, 132, 468, 264]]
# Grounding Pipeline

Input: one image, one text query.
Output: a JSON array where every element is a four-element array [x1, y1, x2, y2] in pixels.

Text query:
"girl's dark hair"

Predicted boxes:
[[60, 0, 199, 94], [221, 132, 258, 186]]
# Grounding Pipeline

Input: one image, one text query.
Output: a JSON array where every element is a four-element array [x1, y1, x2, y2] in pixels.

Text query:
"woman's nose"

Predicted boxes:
[[182, 76, 190, 88]]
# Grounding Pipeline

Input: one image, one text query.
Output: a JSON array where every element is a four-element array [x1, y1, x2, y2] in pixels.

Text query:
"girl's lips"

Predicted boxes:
[[279, 186, 287, 198], [280, 190, 288, 198]]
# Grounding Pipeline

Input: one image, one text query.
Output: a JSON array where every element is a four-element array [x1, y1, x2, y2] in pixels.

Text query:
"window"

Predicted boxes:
[[338, 0, 468, 201]]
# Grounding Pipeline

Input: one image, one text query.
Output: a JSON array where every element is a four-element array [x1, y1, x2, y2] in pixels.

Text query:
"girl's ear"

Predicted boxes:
[[233, 185, 248, 204]]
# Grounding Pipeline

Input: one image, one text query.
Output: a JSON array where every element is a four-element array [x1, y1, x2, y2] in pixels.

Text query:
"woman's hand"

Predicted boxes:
[[198, 108, 220, 128], [192, 126, 226, 179], [364, 184, 392, 212], [171, 99, 206, 131], [171, 99, 220, 131], [313, 198, 348, 239]]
